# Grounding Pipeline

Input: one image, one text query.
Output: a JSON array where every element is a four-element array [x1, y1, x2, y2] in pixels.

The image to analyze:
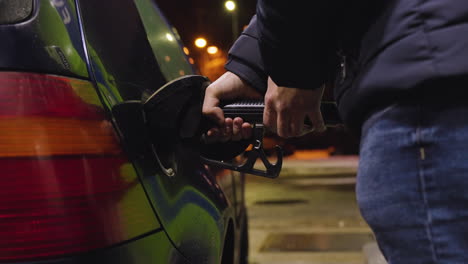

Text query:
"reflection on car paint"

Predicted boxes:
[[50, 0, 72, 24], [134, 0, 195, 81], [41, 0, 88, 76]]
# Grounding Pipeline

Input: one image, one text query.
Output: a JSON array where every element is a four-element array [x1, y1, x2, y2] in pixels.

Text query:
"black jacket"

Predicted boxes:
[[226, 0, 468, 131]]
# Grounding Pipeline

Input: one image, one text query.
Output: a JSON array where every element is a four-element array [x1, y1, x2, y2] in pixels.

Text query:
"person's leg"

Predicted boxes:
[[356, 102, 468, 264], [417, 103, 468, 262]]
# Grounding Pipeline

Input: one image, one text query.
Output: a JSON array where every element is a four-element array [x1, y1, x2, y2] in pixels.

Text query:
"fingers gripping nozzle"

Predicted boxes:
[[201, 126, 284, 179]]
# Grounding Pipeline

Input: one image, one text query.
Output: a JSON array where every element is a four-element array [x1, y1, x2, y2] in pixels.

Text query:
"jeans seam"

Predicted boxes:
[[416, 106, 439, 263]]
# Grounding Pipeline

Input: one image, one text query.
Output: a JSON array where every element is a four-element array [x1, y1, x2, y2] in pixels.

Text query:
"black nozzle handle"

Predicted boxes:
[[221, 99, 343, 128]]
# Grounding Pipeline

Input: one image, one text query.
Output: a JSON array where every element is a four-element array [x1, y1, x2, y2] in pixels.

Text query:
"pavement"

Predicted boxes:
[[246, 151, 387, 264]]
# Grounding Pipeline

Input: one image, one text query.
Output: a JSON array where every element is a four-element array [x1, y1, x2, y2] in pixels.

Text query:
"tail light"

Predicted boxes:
[[0, 72, 158, 262]]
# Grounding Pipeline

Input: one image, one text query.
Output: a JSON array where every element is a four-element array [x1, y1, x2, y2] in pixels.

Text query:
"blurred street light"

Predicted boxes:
[[207, 46, 219, 55], [225, 0, 235, 11], [224, 0, 238, 43], [194, 37, 207, 48], [191, 38, 226, 80]]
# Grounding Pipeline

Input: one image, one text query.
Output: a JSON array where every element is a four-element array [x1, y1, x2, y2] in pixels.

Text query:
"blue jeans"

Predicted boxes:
[[357, 98, 468, 264]]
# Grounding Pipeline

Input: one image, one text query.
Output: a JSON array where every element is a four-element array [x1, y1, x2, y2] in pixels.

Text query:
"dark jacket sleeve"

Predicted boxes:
[[256, 0, 339, 90], [224, 15, 268, 94]]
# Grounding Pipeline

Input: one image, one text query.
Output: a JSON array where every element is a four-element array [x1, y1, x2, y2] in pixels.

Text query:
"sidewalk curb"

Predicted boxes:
[[276, 156, 358, 178]]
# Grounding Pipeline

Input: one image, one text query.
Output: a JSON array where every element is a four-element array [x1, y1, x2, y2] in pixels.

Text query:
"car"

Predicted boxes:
[[0, 0, 249, 263]]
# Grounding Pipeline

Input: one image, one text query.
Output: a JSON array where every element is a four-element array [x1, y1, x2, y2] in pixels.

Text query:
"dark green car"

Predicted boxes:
[[0, 0, 248, 263]]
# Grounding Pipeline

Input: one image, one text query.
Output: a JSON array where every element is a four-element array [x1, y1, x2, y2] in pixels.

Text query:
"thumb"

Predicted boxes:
[[202, 91, 225, 126], [308, 106, 326, 133]]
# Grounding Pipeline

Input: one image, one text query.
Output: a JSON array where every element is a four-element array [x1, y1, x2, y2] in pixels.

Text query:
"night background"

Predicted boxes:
[[157, 0, 257, 55]]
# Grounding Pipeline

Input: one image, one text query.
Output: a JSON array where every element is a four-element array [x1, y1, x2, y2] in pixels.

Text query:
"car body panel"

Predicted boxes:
[[77, 0, 247, 263], [133, 0, 196, 81], [4, 230, 189, 264], [0, 0, 88, 78], [0, 0, 248, 263]]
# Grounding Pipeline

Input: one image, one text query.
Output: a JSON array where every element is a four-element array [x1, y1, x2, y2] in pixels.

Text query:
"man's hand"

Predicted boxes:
[[263, 77, 326, 138], [202, 71, 262, 143]]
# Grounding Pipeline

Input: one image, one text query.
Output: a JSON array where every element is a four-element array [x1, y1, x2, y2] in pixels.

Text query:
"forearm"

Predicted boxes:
[[224, 15, 268, 95]]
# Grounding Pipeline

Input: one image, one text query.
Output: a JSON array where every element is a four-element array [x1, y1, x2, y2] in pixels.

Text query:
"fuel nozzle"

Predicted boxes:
[[200, 99, 342, 178], [200, 100, 283, 178]]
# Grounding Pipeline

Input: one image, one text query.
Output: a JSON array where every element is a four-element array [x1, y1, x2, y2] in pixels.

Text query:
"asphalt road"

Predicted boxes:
[[245, 153, 387, 264]]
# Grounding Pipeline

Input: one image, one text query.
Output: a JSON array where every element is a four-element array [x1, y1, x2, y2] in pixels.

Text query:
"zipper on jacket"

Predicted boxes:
[[337, 50, 347, 84]]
